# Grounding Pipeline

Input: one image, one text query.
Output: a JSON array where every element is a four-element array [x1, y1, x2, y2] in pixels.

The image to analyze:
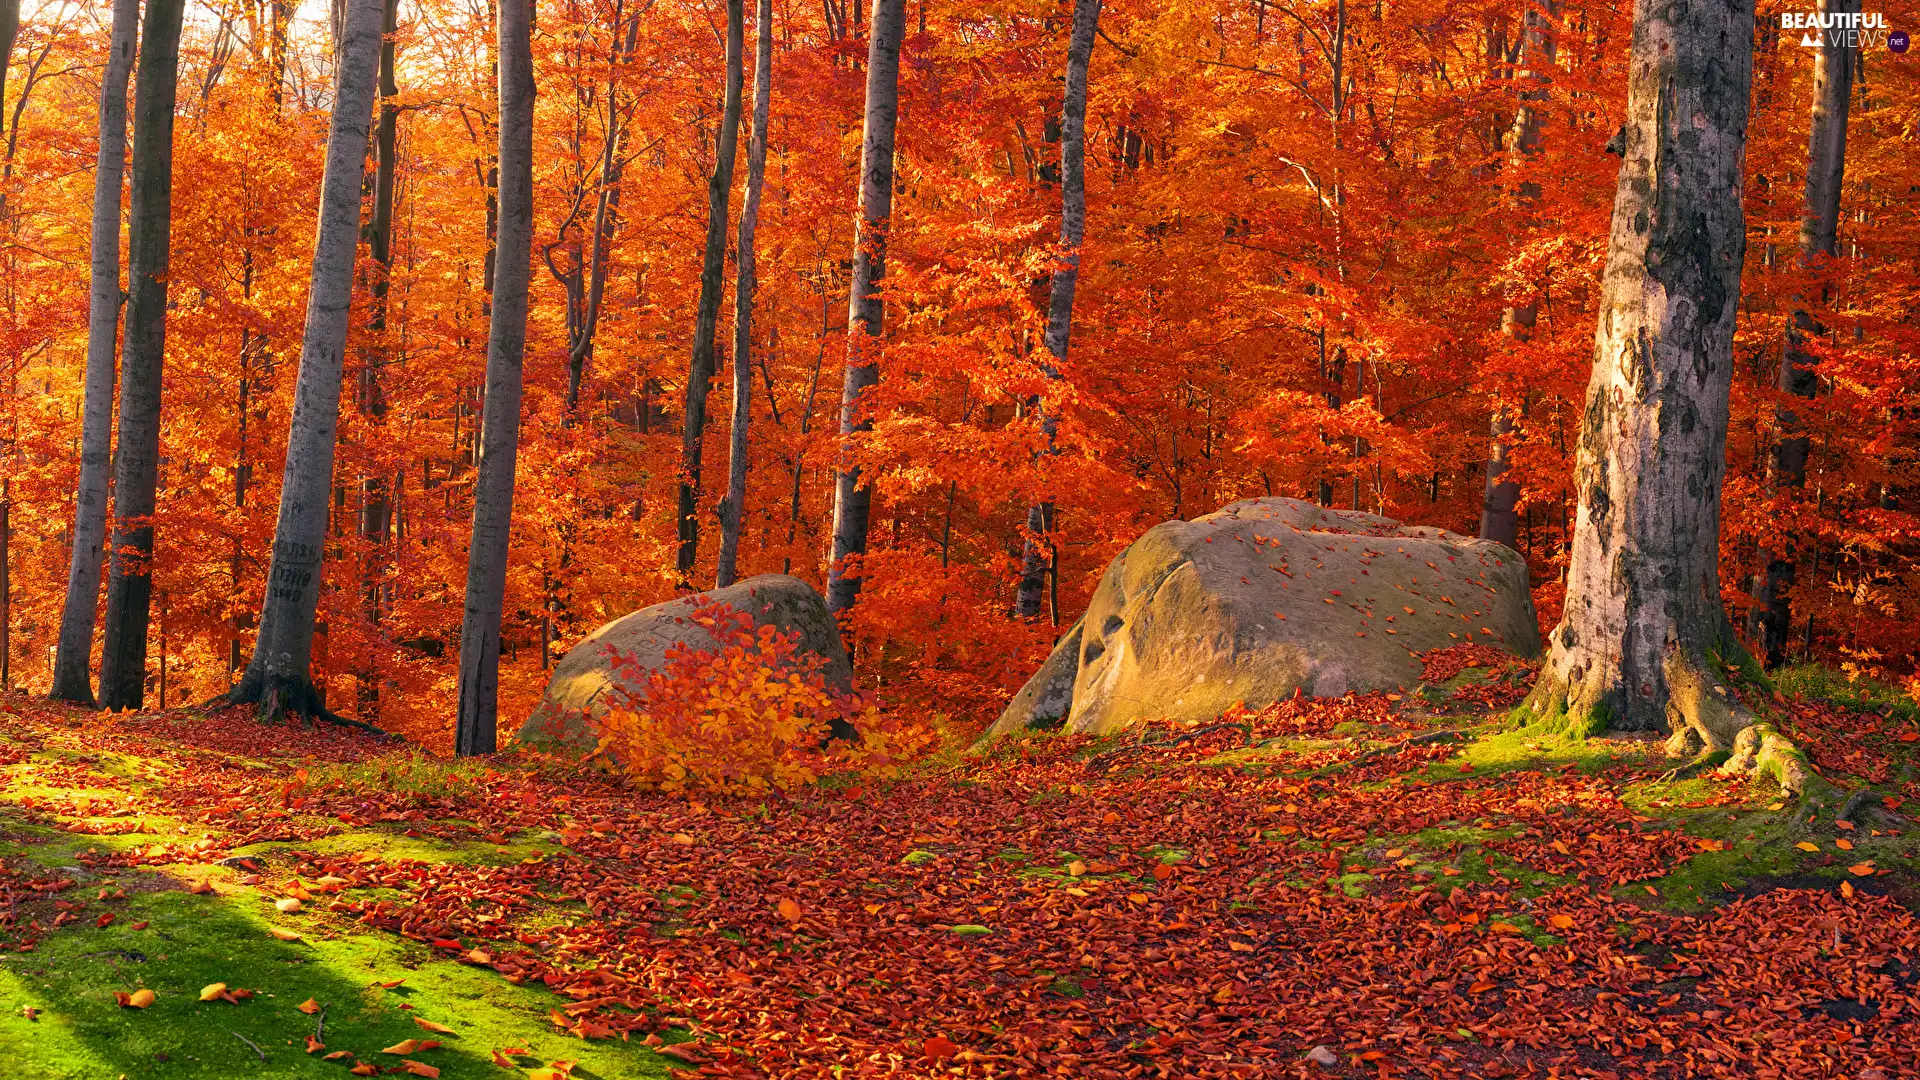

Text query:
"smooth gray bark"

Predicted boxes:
[[1016, 0, 1100, 620], [227, 0, 386, 722], [717, 0, 772, 589], [676, 0, 744, 579], [50, 0, 138, 706], [825, 0, 907, 617], [1530, 0, 1755, 745], [98, 0, 186, 711], [453, 0, 534, 755], [1752, 0, 1854, 665]]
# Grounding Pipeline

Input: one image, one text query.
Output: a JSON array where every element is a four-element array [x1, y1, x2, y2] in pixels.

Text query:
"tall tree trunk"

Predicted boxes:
[[226, 0, 386, 724], [1016, 0, 1100, 620], [676, 0, 745, 580], [825, 0, 906, 617], [1526, 0, 1755, 750], [717, 0, 772, 589], [1751, 0, 1853, 666], [50, 0, 138, 706], [453, 0, 534, 755], [1479, 0, 1558, 551], [0, 0, 18, 125], [357, 0, 401, 716], [98, 0, 187, 711]]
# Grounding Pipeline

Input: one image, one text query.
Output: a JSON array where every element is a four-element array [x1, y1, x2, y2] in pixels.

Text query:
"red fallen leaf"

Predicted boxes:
[[129, 921, 149, 931], [656, 1043, 711, 1064], [925, 1035, 960, 1060], [400, 1061, 441, 1077], [491, 1047, 530, 1066], [322, 1051, 354, 1061], [1899, 732, 1918, 743], [95, 912, 115, 928], [1152, 863, 1172, 882], [1468, 981, 1496, 994], [350, 1065, 378, 1077]]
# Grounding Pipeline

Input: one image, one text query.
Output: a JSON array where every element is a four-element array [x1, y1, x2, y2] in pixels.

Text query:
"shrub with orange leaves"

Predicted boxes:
[[593, 600, 932, 794]]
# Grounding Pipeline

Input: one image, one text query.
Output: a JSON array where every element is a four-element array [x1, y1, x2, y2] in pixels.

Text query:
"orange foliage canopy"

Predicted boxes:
[[0, 0, 1914, 744]]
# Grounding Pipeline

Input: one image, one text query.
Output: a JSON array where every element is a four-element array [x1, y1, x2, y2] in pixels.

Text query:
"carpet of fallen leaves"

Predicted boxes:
[[4, 696, 1919, 1079]]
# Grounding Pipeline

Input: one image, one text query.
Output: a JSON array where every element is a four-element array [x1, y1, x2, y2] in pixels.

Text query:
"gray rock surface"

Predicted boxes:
[[517, 574, 850, 751], [978, 498, 1538, 744]]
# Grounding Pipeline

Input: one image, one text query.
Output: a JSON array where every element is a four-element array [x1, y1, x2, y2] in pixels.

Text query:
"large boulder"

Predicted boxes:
[[517, 574, 852, 752], [978, 497, 1539, 744]]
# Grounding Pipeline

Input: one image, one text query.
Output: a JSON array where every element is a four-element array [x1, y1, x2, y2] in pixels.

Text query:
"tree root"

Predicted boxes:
[[1083, 722, 1252, 773], [214, 675, 400, 741], [1310, 729, 1467, 778]]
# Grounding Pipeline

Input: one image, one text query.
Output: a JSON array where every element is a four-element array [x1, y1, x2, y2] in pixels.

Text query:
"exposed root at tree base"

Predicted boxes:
[[216, 677, 398, 741]]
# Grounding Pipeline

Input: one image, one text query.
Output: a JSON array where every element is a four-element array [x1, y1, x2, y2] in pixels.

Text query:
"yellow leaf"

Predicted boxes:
[[1227, 940, 1253, 952], [777, 898, 802, 923], [1067, 860, 1088, 877], [297, 998, 321, 1015], [121, 988, 156, 1009], [1126, 893, 1149, 903], [1840, 880, 1856, 900], [199, 982, 228, 1002], [269, 928, 303, 941], [1795, 841, 1820, 852]]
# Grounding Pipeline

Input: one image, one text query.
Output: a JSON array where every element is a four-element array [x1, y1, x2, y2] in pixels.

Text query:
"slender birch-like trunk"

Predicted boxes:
[[1526, 0, 1755, 748], [676, 0, 744, 579], [226, 0, 385, 724], [98, 0, 187, 711], [453, 0, 535, 755], [50, 0, 138, 706], [1478, 0, 1558, 551], [717, 0, 772, 588], [1016, 0, 1100, 620], [825, 0, 907, 617], [1751, 0, 1853, 665]]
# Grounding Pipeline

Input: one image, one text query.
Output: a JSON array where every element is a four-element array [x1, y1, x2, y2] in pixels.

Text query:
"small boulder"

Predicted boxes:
[[517, 574, 851, 752], [978, 497, 1538, 743]]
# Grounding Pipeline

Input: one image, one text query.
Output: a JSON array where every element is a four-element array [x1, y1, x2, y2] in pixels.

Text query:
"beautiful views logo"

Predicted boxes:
[[1781, 9, 1900, 50]]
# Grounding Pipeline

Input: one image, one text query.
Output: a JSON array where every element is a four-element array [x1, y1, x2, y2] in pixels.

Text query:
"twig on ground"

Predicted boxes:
[[1311, 729, 1467, 777], [315, 1003, 327, 1043], [1084, 722, 1252, 772], [225, 1028, 267, 1062]]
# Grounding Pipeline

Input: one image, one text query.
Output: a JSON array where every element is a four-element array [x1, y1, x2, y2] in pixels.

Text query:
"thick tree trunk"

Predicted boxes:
[[676, 0, 745, 580], [1478, 0, 1556, 552], [825, 0, 907, 617], [453, 0, 534, 756], [717, 0, 772, 589], [1751, 0, 1853, 666], [98, 0, 187, 711], [226, 0, 385, 724], [50, 0, 138, 706], [1526, 0, 1755, 752], [1016, 0, 1100, 620]]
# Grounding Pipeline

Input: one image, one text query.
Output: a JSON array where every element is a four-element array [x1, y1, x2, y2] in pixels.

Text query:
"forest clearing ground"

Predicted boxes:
[[0, 659, 1918, 1079]]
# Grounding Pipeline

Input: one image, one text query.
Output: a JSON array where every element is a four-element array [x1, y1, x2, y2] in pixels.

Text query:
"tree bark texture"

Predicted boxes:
[[1528, 0, 1755, 751], [98, 0, 187, 711], [51, 0, 139, 706], [825, 0, 907, 617], [454, 0, 535, 755], [676, 0, 744, 580], [1751, 0, 1853, 666], [1016, 0, 1101, 620], [717, 0, 772, 589], [227, 0, 386, 721]]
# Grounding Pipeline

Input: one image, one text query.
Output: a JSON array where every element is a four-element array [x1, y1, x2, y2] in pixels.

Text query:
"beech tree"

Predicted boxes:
[[226, 0, 386, 723], [97, 0, 187, 711], [1015, 0, 1100, 621], [1527, 0, 1757, 750], [676, 0, 744, 580], [825, 0, 906, 617], [49, 0, 138, 706], [716, 0, 771, 589], [453, 0, 535, 755], [1750, 0, 1855, 666]]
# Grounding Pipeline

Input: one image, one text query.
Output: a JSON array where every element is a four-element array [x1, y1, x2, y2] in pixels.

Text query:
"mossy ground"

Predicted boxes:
[[0, 729, 674, 1080]]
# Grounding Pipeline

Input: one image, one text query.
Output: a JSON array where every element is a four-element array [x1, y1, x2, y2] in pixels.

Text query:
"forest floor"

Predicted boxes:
[[2, 653, 1919, 1079]]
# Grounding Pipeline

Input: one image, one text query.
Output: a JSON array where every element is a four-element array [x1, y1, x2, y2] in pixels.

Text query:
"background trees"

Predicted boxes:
[[0, 0, 1912, 744]]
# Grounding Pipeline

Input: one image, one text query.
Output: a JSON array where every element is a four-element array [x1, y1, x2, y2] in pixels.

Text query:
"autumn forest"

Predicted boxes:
[[0, 0, 1918, 1075]]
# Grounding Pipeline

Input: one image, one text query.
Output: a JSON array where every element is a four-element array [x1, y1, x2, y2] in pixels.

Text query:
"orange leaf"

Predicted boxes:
[[1152, 863, 1172, 882], [777, 898, 802, 923], [269, 928, 303, 941], [350, 1065, 379, 1077], [116, 988, 156, 1009], [414, 1017, 456, 1035], [1795, 841, 1819, 852], [297, 998, 321, 1015], [323, 1050, 355, 1061], [1468, 981, 1496, 994], [198, 983, 228, 1001], [925, 1035, 960, 1060], [1547, 914, 1574, 930], [306, 1036, 326, 1054], [400, 1062, 440, 1078], [1836, 838, 1854, 850], [1848, 863, 1875, 876], [383, 1040, 423, 1055]]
